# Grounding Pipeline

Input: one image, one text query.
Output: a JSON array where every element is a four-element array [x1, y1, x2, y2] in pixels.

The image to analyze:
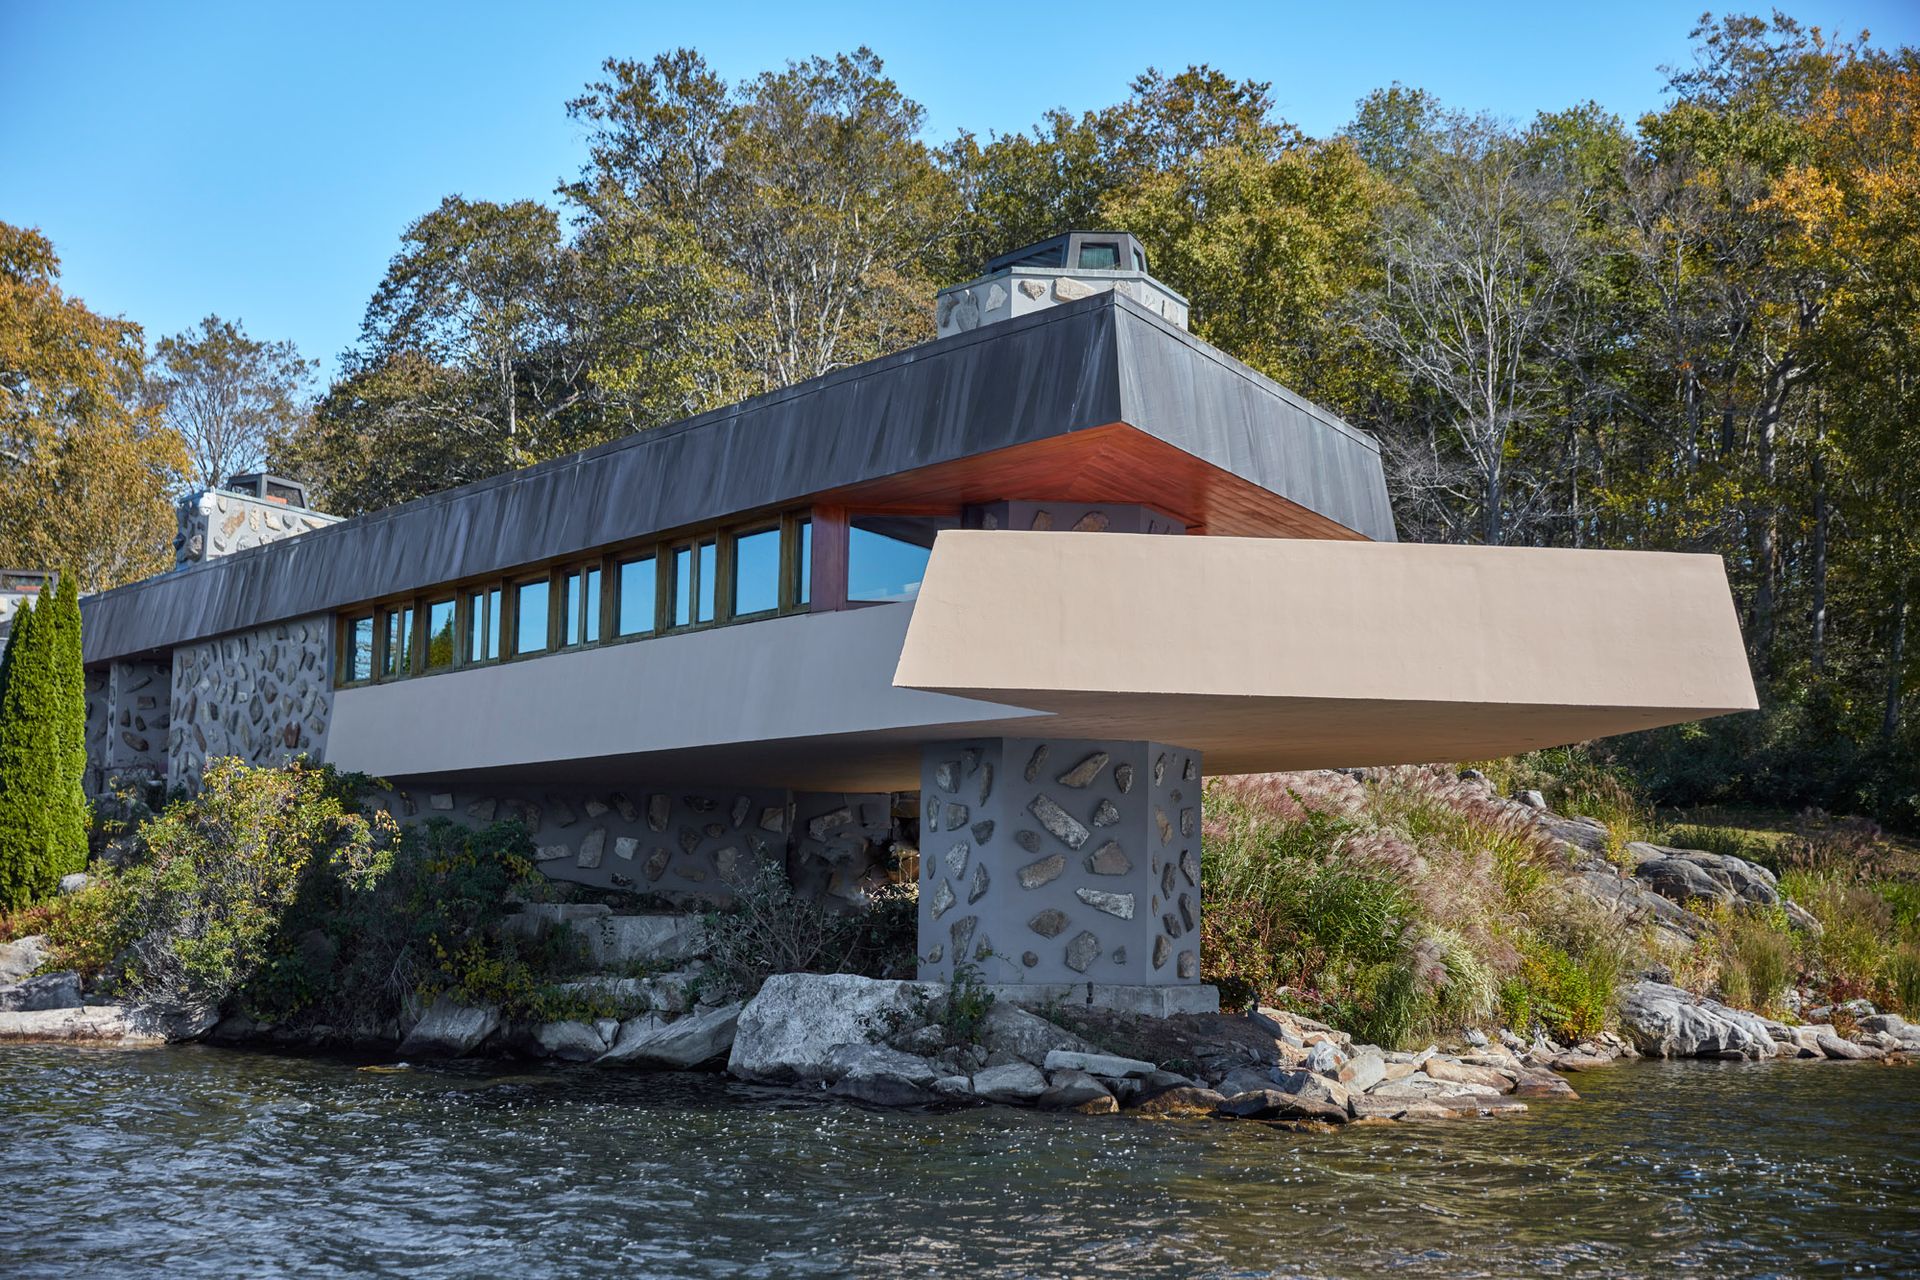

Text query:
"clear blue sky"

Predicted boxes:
[[5, 0, 1917, 384]]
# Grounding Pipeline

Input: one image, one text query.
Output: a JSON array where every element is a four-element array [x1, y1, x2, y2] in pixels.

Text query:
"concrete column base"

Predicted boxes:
[[983, 982, 1221, 1018]]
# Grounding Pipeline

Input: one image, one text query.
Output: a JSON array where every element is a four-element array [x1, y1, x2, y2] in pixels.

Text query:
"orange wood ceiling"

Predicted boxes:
[[813, 422, 1370, 540]]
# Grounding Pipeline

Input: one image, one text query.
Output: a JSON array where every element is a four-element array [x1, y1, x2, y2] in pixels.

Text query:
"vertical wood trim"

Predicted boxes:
[[810, 505, 848, 612]]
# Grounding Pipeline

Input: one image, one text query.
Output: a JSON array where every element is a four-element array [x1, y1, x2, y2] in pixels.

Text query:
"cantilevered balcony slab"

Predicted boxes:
[[893, 532, 1758, 772]]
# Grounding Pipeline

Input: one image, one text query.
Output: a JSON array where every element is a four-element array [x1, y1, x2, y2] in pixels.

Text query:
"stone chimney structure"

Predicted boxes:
[[173, 473, 341, 569], [934, 231, 1189, 338]]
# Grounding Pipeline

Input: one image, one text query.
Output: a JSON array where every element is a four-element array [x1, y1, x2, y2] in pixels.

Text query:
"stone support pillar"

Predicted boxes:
[[918, 737, 1203, 989]]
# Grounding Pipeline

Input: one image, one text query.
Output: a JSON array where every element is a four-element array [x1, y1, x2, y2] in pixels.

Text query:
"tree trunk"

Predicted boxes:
[[1885, 584, 1908, 745], [1810, 432, 1828, 675]]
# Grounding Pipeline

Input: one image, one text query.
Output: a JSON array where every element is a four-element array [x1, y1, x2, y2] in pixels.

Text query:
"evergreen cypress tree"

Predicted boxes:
[[43, 573, 89, 879], [0, 600, 54, 910]]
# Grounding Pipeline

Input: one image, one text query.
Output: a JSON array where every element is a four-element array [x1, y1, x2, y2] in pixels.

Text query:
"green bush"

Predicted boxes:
[[702, 862, 917, 998], [103, 757, 384, 1012]]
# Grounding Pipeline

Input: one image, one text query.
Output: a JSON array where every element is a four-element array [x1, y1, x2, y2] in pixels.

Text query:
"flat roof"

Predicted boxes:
[[80, 291, 1394, 664]]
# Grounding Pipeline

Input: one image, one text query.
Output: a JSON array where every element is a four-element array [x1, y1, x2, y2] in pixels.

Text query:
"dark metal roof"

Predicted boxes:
[[80, 290, 1394, 664]]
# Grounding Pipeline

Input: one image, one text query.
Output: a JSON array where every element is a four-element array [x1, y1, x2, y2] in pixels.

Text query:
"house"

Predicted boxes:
[[75, 233, 1757, 1011]]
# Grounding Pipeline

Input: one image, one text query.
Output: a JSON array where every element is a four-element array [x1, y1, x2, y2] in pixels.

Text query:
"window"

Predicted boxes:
[[561, 567, 602, 647], [514, 578, 550, 655], [731, 527, 781, 617], [697, 538, 717, 623], [797, 518, 812, 607], [1077, 241, 1120, 270], [848, 514, 958, 603], [1132, 247, 1146, 272], [381, 605, 414, 678], [466, 587, 501, 663], [424, 598, 456, 671], [333, 506, 815, 686], [671, 545, 693, 628], [344, 615, 374, 683], [617, 554, 656, 636]]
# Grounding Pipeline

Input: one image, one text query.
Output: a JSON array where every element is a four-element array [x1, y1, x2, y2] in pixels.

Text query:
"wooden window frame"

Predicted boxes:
[[330, 506, 822, 688]]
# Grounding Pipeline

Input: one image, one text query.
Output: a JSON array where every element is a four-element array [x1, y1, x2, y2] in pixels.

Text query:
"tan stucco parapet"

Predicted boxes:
[[894, 533, 1758, 772]]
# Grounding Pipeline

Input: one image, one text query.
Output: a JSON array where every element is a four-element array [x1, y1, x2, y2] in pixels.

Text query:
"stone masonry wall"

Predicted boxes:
[[168, 615, 333, 793], [919, 738, 1202, 987], [174, 489, 341, 568], [365, 783, 905, 907]]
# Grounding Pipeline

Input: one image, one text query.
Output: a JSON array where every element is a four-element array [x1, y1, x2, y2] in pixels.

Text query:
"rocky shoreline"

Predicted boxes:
[[4, 780, 1916, 1125]]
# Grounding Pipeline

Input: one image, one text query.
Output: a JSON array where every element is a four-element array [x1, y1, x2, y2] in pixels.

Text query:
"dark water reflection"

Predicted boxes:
[[2, 1044, 1916, 1277]]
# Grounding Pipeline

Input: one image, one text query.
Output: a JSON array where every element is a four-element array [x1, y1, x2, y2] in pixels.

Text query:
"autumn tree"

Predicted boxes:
[[0, 222, 187, 590], [151, 315, 315, 489]]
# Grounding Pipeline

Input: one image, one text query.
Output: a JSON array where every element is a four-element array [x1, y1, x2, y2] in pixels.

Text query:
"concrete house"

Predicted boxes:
[[76, 233, 1757, 1012]]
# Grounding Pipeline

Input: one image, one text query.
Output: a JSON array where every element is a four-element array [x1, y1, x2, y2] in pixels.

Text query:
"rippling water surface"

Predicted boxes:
[[3, 1044, 1916, 1277]]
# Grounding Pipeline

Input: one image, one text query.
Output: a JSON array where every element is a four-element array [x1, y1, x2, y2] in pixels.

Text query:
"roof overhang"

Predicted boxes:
[[893, 532, 1758, 771]]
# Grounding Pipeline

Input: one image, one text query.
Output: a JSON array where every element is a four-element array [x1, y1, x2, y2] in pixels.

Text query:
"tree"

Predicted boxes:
[[1361, 113, 1600, 545], [0, 223, 188, 590], [0, 585, 85, 910], [151, 315, 315, 489], [570, 47, 951, 390], [42, 571, 88, 877], [283, 197, 605, 514]]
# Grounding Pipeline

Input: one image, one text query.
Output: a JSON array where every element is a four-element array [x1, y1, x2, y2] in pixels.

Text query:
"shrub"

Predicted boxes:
[[701, 863, 917, 998], [106, 758, 386, 1012]]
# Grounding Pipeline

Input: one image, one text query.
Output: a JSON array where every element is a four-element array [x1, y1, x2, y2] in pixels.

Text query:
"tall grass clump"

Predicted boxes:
[[1203, 767, 1623, 1047]]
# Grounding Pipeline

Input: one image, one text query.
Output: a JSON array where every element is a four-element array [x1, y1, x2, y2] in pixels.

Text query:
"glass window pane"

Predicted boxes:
[[697, 539, 717, 623], [465, 591, 486, 663], [617, 556, 656, 636], [798, 519, 812, 606], [348, 616, 373, 682], [515, 579, 549, 655], [485, 589, 502, 660], [382, 606, 414, 677], [563, 571, 583, 647], [672, 547, 692, 627], [425, 599, 455, 670], [584, 566, 602, 643], [848, 515, 958, 603], [731, 528, 780, 617], [1078, 242, 1119, 269]]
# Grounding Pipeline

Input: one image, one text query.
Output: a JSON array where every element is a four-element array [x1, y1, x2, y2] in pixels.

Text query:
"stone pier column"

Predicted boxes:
[[917, 737, 1204, 995]]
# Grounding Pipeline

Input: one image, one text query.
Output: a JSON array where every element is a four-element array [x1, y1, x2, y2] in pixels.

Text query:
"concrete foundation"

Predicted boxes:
[[917, 736, 1203, 988]]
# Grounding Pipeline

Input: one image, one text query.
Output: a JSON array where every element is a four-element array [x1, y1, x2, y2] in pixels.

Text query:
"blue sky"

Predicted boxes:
[[5, 0, 1917, 384]]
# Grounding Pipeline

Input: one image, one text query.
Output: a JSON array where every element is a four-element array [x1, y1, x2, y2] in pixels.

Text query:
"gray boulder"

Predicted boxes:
[[1569, 868, 1711, 946], [601, 1003, 742, 1068], [976, 1002, 1098, 1064], [1041, 1048, 1155, 1078], [1038, 1069, 1112, 1109], [1367, 1072, 1504, 1102], [397, 994, 501, 1057], [1859, 1013, 1920, 1050], [824, 1042, 940, 1085], [0, 970, 82, 1013], [57, 873, 90, 895], [1217, 1072, 1353, 1124], [727, 973, 939, 1083], [0, 935, 47, 984], [1617, 981, 1780, 1059], [533, 1020, 608, 1062], [1814, 1030, 1884, 1061], [972, 1061, 1050, 1104]]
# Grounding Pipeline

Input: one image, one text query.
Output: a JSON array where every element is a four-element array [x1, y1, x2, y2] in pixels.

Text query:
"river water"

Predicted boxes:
[[2, 1045, 1916, 1278]]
